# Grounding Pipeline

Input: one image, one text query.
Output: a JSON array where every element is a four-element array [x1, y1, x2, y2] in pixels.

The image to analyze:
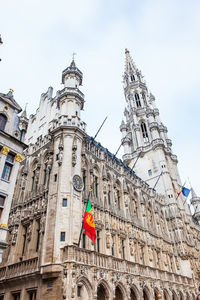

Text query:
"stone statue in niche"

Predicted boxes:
[[11, 226, 18, 245], [27, 223, 32, 241], [148, 247, 153, 262], [106, 232, 111, 249], [129, 239, 135, 256], [40, 214, 46, 233], [72, 137, 77, 167], [58, 135, 64, 166]]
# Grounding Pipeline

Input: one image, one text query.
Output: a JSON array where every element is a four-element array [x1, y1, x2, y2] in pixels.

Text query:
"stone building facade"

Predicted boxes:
[[0, 52, 199, 299], [0, 90, 28, 263]]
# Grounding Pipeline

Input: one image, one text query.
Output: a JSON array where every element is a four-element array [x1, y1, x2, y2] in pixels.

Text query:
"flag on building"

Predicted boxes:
[[177, 186, 191, 197], [83, 195, 96, 242]]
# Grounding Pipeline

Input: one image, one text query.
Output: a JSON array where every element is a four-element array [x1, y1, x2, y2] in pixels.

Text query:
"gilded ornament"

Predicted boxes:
[[0, 223, 8, 228], [15, 153, 23, 162], [1, 146, 10, 156]]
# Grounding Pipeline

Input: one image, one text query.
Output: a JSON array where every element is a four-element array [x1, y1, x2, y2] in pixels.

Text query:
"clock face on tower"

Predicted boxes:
[[73, 175, 83, 191]]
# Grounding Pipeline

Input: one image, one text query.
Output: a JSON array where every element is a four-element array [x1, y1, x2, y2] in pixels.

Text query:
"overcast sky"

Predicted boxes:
[[1, 0, 200, 198]]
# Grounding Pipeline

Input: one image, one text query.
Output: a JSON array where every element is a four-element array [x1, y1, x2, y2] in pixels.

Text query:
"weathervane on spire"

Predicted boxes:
[[72, 52, 77, 61]]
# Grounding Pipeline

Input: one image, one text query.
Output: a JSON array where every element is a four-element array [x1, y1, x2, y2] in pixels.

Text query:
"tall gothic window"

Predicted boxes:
[[82, 169, 86, 191], [135, 93, 141, 107], [36, 220, 40, 252], [141, 122, 149, 142], [22, 226, 27, 256], [94, 175, 98, 198], [117, 190, 120, 210], [96, 230, 100, 253], [0, 114, 7, 131], [121, 239, 125, 259], [31, 170, 36, 191]]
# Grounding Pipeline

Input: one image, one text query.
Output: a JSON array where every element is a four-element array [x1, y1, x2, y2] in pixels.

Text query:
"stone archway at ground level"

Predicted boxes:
[[163, 290, 170, 300], [143, 289, 150, 300], [130, 288, 137, 300], [115, 286, 124, 300], [97, 284, 107, 300]]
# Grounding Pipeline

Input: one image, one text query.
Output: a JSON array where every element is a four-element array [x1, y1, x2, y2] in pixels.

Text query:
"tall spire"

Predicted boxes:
[[124, 48, 137, 74], [123, 49, 144, 87], [120, 49, 181, 200]]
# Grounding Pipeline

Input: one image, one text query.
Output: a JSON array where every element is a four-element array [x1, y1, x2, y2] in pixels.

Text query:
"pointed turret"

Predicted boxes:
[[190, 187, 200, 224], [62, 59, 83, 87], [18, 104, 28, 142], [58, 59, 85, 113]]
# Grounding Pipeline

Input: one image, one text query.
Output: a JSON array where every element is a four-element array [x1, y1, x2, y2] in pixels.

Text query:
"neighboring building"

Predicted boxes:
[[0, 90, 28, 262], [0, 52, 199, 300]]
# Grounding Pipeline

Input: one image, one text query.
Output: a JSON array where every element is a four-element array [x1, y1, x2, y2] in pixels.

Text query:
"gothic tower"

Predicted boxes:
[[120, 49, 182, 203]]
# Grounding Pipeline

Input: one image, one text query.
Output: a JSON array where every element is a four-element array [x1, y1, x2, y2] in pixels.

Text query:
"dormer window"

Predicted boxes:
[[0, 114, 7, 130], [135, 94, 141, 107]]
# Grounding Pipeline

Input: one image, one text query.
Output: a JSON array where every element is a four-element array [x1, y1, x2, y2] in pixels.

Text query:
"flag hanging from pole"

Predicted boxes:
[[177, 186, 190, 197], [83, 194, 96, 243]]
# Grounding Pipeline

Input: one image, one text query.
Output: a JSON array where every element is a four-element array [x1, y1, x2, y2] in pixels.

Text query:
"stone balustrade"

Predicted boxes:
[[0, 257, 39, 281], [49, 115, 86, 132], [62, 246, 193, 286]]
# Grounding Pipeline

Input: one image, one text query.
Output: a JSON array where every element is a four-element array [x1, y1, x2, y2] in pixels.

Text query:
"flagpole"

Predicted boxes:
[[153, 172, 163, 190], [93, 116, 108, 140], [77, 188, 91, 247], [113, 132, 130, 159]]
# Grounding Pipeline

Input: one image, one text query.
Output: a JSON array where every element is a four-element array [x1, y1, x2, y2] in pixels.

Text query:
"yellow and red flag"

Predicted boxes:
[[83, 195, 96, 243]]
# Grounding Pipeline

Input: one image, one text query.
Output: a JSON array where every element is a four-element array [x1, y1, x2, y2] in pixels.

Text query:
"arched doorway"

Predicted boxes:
[[154, 288, 162, 300], [172, 291, 178, 300], [115, 286, 124, 300], [179, 291, 184, 300], [76, 277, 92, 300], [97, 284, 107, 300], [143, 289, 149, 300], [163, 290, 170, 300], [130, 288, 137, 300]]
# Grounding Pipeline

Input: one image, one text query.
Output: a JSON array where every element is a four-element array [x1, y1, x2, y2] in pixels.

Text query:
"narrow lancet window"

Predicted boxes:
[[135, 93, 141, 107], [141, 122, 149, 142]]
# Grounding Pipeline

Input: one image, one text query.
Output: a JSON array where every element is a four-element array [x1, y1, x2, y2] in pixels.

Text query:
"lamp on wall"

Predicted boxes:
[[156, 292, 162, 299]]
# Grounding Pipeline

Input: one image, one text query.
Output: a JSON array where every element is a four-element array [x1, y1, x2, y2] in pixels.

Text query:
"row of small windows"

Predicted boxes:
[[0, 290, 37, 300]]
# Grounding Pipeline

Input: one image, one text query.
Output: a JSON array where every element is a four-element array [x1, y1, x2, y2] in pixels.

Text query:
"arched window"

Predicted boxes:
[[131, 74, 135, 81], [135, 94, 141, 107], [0, 114, 7, 130], [141, 122, 149, 142]]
